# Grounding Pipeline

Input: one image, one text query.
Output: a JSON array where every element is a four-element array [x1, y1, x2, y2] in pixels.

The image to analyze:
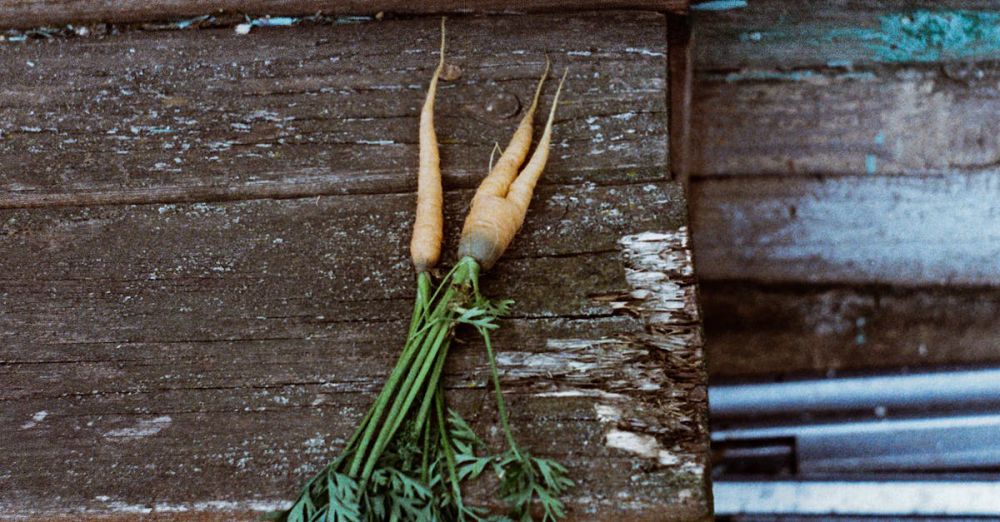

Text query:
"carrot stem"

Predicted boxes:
[[436, 387, 464, 510], [361, 320, 450, 482], [480, 313, 520, 455]]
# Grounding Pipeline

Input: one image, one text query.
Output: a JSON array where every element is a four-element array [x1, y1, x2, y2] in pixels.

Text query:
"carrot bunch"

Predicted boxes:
[[278, 19, 571, 522]]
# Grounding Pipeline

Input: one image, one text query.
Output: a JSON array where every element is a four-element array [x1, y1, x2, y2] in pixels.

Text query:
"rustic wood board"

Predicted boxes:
[[691, 173, 1000, 287], [688, 3, 1000, 288], [689, 1, 1000, 376], [703, 282, 1000, 378], [1, 15, 669, 208], [0, 0, 688, 30], [690, 66, 1000, 178], [0, 12, 711, 522]]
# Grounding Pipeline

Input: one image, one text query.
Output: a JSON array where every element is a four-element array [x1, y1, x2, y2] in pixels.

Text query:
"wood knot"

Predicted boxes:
[[475, 90, 521, 121]]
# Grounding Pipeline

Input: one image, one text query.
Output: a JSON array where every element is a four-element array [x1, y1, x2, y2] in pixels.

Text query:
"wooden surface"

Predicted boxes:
[[704, 282, 1000, 379], [691, 5, 1000, 287], [692, 172, 1000, 286], [0, 0, 689, 30], [690, 1, 1000, 376], [0, 12, 711, 521], [666, 13, 693, 186]]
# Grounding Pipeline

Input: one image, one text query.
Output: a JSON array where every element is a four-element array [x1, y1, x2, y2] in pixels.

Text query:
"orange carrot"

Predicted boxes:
[[458, 68, 567, 270], [505, 68, 568, 214], [471, 59, 550, 203], [410, 18, 447, 273]]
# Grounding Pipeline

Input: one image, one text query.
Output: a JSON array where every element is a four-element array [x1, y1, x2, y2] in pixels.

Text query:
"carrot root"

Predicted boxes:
[[470, 59, 550, 204], [410, 18, 447, 273], [458, 67, 568, 270]]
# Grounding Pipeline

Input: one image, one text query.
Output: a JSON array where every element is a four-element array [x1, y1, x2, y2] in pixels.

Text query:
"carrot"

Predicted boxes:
[[409, 17, 447, 273], [471, 59, 550, 203], [458, 67, 568, 270], [281, 44, 574, 522]]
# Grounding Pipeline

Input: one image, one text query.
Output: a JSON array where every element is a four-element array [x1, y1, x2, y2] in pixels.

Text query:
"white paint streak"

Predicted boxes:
[[615, 228, 699, 322], [20, 410, 48, 429], [78, 497, 292, 515], [696, 173, 1000, 285], [594, 403, 622, 423], [605, 428, 679, 465], [534, 389, 626, 399], [625, 47, 666, 57], [103, 416, 172, 439]]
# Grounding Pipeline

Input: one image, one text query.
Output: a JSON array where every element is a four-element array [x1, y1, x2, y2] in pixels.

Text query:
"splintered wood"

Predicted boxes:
[[0, 12, 709, 521]]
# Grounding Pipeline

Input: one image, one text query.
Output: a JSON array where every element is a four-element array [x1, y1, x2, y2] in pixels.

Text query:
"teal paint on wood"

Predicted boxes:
[[713, 69, 876, 82], [865, 154, 877, 174], [692, 0, 748, 11], [697, 6, 1000, 70], [857, 11, 1000, 63]]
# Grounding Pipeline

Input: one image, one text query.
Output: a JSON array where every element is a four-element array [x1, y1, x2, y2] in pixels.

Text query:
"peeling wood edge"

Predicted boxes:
[[604, 228, 710, 512], [0, 0, 690, 31], [497, 227, 711, 515]]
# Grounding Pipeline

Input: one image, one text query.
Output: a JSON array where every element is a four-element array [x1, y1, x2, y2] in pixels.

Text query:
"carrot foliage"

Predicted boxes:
[[275, 258, 572, 522]]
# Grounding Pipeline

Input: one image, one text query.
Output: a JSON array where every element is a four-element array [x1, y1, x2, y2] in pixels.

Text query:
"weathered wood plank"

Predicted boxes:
[[691, 173, 1000, 287], [702, 281, 1000, 378], [694, 0, 1000, 70], [1, 194, 706, 520], [0, 0, 688, 30], [691, 66, 1000, 178], [0, 13, 669, 208], [689, 1, 1000, 374], [0, 12, 710, 521], [688, 6, 1000, 287]]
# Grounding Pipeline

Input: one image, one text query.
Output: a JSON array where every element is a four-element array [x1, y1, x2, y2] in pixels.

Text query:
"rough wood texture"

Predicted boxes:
[[0, 13, 711, 521], [703, 282, 1000, 379], [690, 1, 1000, 376], [689, 3, 1000, 288], [691, 66, 1000, 178], [691, 173, 1000, 287], [0, 0, 689, 30], [1, 16, 669, 208], [667, 13, 693, 185]]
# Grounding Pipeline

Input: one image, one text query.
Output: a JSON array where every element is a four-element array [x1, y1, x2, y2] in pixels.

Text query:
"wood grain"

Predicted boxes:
[[667, 13, 693, 185], [691, 66, 1000, 178], [703, 281, 1000, 378], [691, 173, 1000, 287], [1, 13, 669, 209], [688, 2, 1000, 288], [690, 1, 1000, 376], [0, 12, 710, 521], [0, 0, 689, 30]]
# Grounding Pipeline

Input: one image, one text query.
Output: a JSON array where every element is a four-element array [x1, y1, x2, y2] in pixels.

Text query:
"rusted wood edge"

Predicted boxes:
[[0, 0, 689, 31]]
